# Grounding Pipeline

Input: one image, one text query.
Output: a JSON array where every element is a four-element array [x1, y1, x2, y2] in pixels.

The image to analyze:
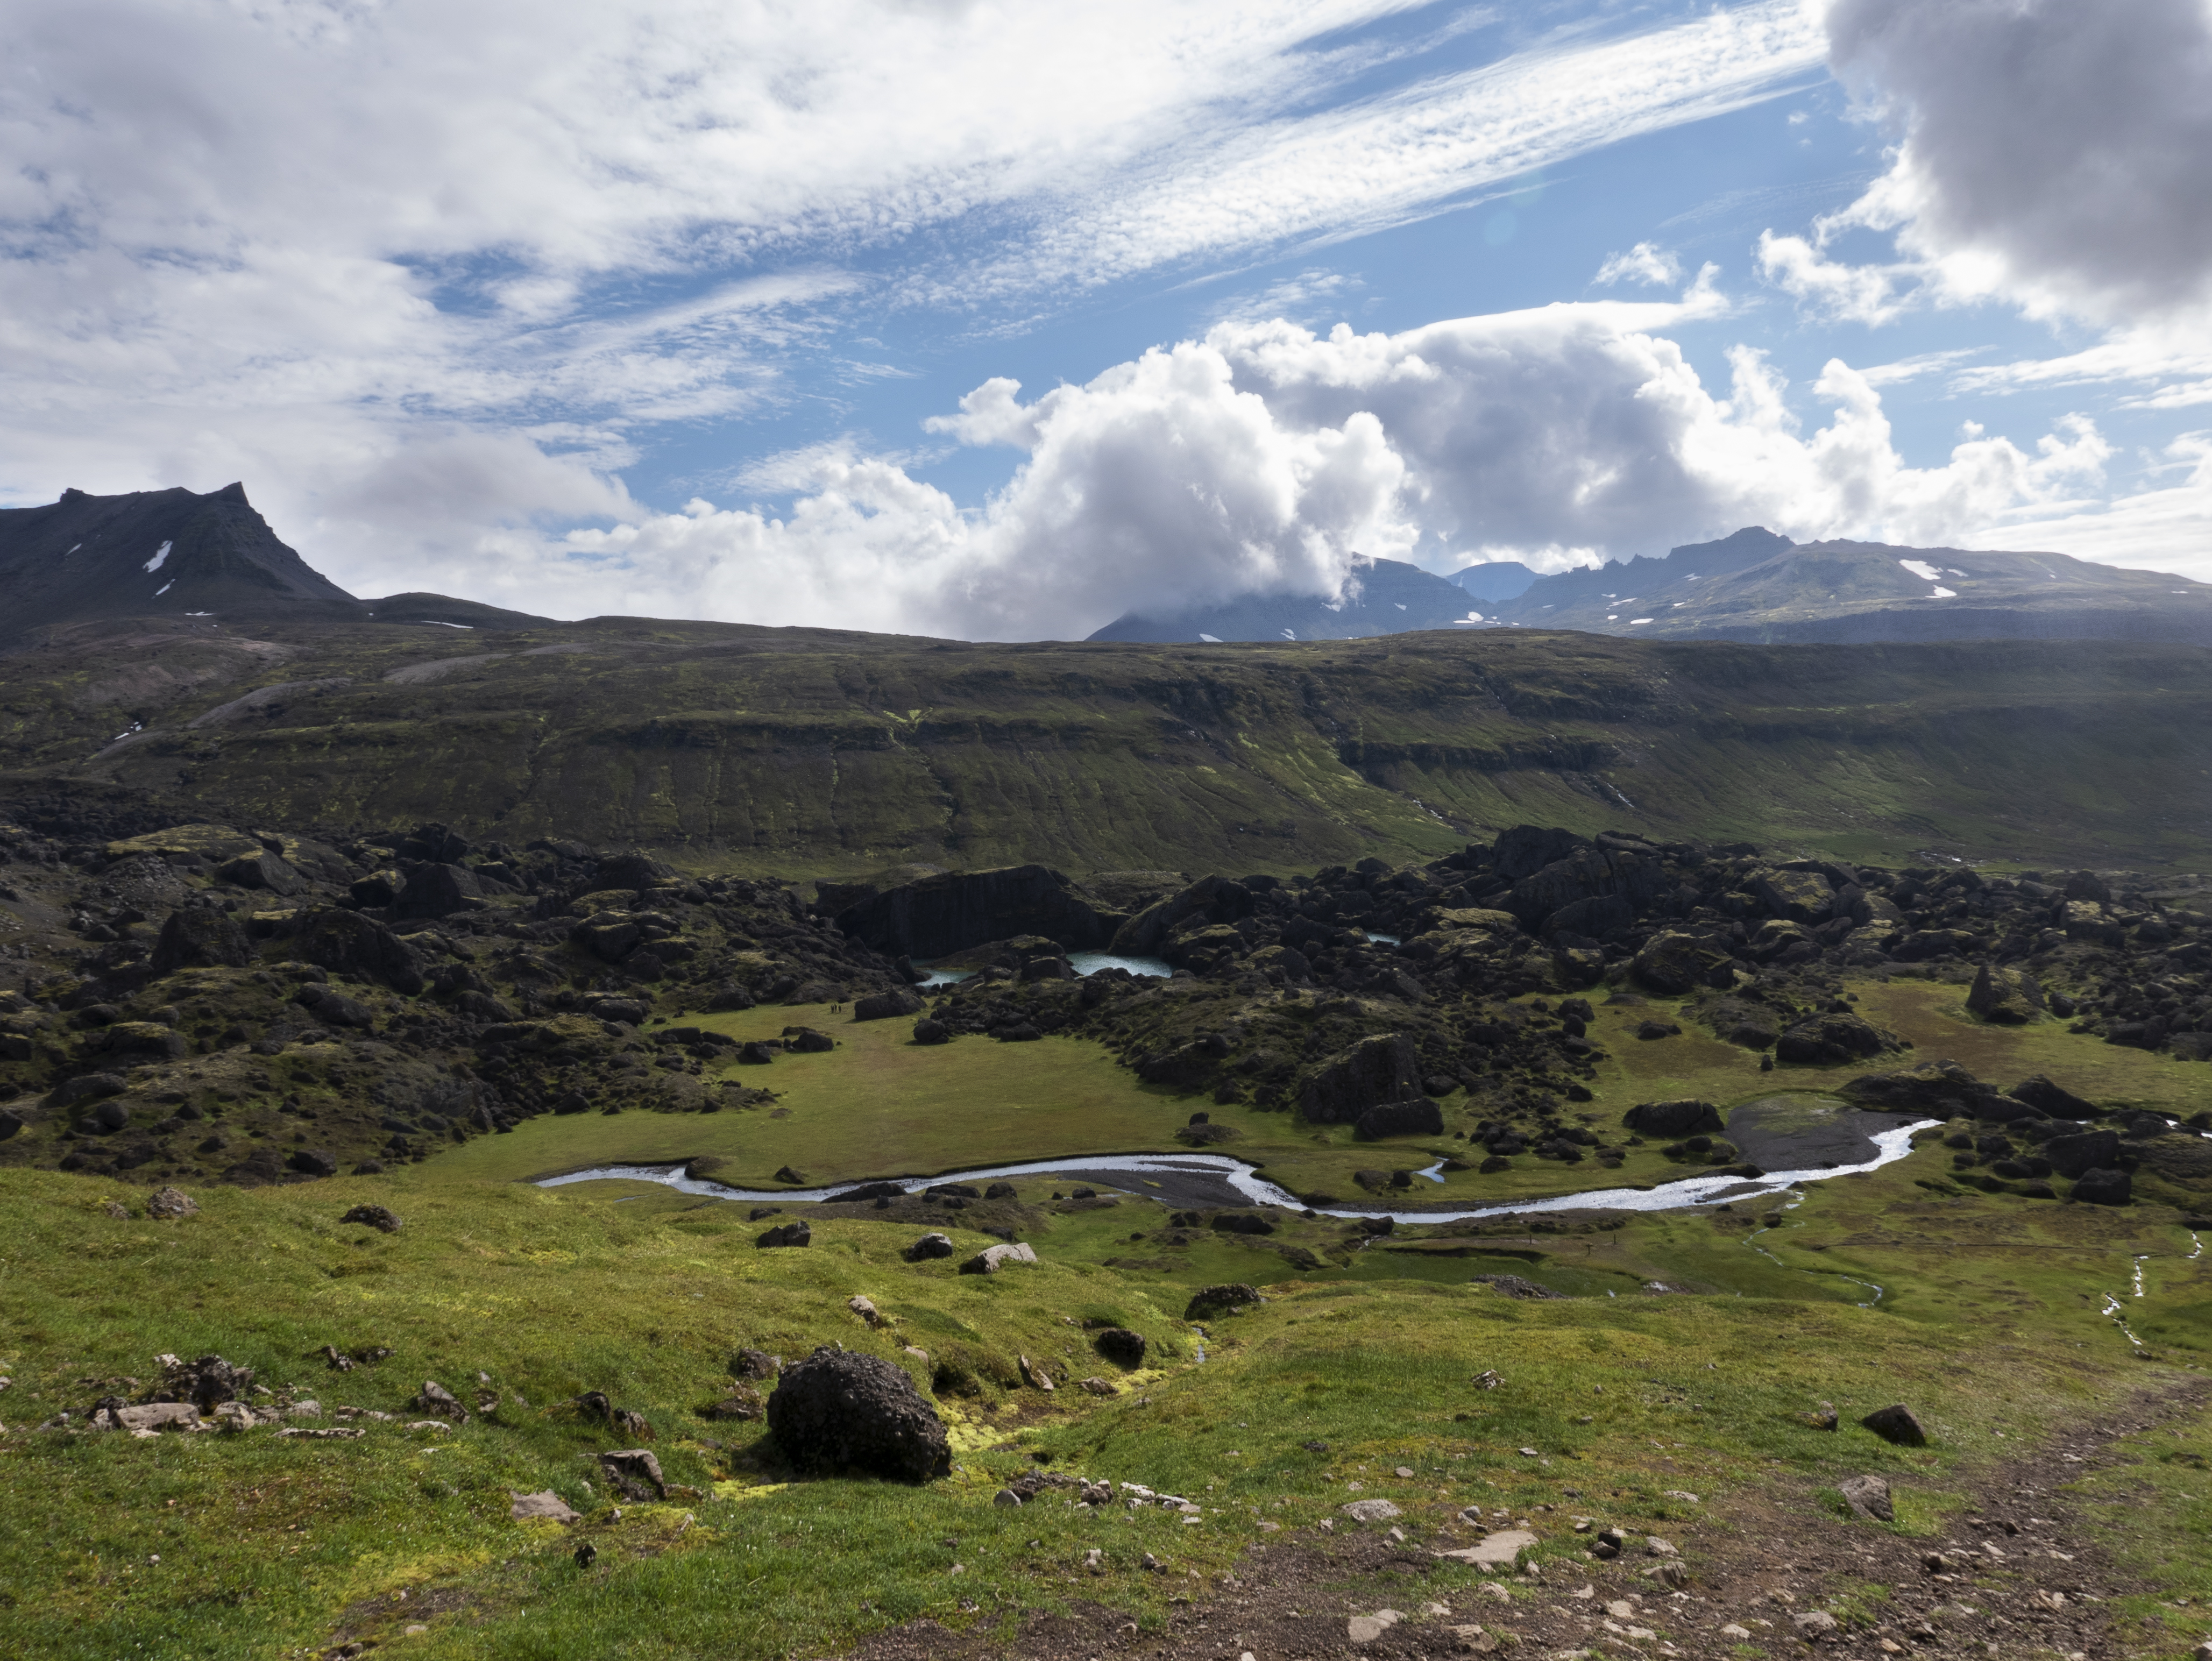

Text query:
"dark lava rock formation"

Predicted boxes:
[[767, 1346, 951, 1482]]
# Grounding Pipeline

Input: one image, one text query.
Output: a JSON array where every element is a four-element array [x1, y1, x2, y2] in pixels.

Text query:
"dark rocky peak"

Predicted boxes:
[[0, 483, 359, 646]]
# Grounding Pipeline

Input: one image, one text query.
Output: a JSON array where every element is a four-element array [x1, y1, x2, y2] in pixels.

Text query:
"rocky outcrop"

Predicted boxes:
[[1775, 1011, 1896, 1064], [834, 865, 1114, 960], [853, 989, 926, 1021], [1353, 1097, 1444, 1140], [150, 908, 253, 974], [1622, 1099, 1723, 1137], [294, 907, 426, 993], [767, 1346, 951, 1482], [1966, 964, 2045, 1024], [1300, 1034, 1420, 1125]]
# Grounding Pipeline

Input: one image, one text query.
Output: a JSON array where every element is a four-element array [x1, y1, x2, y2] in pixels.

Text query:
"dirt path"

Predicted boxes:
[[847, 1380, 2212, 1660]]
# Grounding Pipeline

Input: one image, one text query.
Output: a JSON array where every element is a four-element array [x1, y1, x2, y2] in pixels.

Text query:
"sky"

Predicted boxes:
[[4, 0, 2210, 640]]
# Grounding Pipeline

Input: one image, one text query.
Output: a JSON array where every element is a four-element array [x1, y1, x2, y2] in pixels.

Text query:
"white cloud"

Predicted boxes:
[[1762, 0, 2212, 333], [477, 287, 2123, 637], [1594, 243, 1684, 288]]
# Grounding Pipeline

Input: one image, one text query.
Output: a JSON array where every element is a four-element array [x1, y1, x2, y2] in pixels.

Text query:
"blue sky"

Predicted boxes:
[[4, 0, 2209, 637]]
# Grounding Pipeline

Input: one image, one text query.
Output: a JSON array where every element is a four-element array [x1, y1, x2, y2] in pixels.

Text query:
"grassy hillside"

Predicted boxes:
[[2, 1133, 2206, 1660], [4, 615, 2211, 873]]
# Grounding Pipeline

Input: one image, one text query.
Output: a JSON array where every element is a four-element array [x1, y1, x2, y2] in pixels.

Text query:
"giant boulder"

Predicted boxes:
[[392, 862, 485, 920], [1775, 1012, 1894, 1066], [1622, 1099, 1723, 1138], [767, 1346, 951, 1482], [295, 907, 426, 993], [2044, 1130, 2121, 1180], [1300, 1034, 1421, 1126], [1840, 1060, 2001, 1117], [1353, 1097, 1444, 1140], [853, 989, 926, 1021], [2010, 1075, 2098, 1119], [1632, 931, 1736, 995], [1965, 964, 2045, 1025], [150, 908, 253, 974]]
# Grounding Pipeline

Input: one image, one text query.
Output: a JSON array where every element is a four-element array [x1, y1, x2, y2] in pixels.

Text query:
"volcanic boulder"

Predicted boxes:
[[1353, 1097, 1445, 1140], [767, 1346, 951, 1482], [1300, 1034, 1421, 1125], [150, 908, 253, 974], [1965, 964, 2045, 1025], [1622, 1099, 1724, 1138]]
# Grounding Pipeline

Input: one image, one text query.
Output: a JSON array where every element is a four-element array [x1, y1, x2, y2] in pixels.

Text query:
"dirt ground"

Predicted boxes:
[[847, 1381, 2212, 1660]]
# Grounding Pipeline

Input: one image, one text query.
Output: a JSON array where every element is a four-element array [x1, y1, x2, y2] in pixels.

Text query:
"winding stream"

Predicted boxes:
[[535, 1117, 1941, 1224]]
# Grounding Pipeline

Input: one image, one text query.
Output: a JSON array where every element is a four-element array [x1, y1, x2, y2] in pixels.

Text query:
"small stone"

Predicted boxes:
[[1433, 1529, 1539, 1569], [413, 1380, 469, 1423], [1645, 1536, 1678, 1557], [1720, 1624, 1752, 1639], [146, 1187, 199, 1220], [1793, 1610, 1839, 1636], [956, 1241, 1037, 1275], [1805, 1400, 1839, 1431], [847, 1295, 882, 1326], [1342, 1499, 1403, 1523], [573, 1542, 598, 1568], [339, 1204, 402, 1233], [1840, 1474, 1895, 1523], [1018, 1354, 1055, 1392], [903, 1232, 956, 1262], [511, 1490, 580, 1523], [1348, 1609, 1404, 1643], [1083, 1548, 1104, 1575], [992, 1488, 1023, 1508], [1394, 1465, 1415, 1478], [1077, 1376, 1116, 1396]]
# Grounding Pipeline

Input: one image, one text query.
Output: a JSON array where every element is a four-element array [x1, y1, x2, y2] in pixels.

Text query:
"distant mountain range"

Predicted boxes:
[[0, 484, 548, 647], [1087, 525, 2212, 647]]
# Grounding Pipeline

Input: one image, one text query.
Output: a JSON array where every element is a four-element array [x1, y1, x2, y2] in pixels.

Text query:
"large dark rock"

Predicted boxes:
[[0, 1108, 22, 1140], [1775, 1012, 1894, 1065], [1840, 1060, 2001, 1116], [826, 1181, 906, 1203], [2010, 1075, 2098, 1119], [1491, 825, 1587, 880], [1300, 1033, 1420, 1125], [2045, 1131, 2121, 1179], [1184, 1283, 1263, 1320], [1091, 1328, 1148, 1368], [294, 983, 375, 1029], [1965, 964, 2044, 1024], [1110, 874, 1254, 959], [1500, 843, 1663, 933], [219, 850, 306, 896], [756, 1220, 811, 1248], [853, 989, 926, 1021], [767, 1346, 951, 1482], [340, 1204, 402, 1233], [295, 907, 426, 993], [150, 908, 253, 974], [1622, 1099, 1724, 1137], [2069, 1167, 2132, 1206], [1354, 1096, 1444, 1140], [392, 862, 485, 920], [836, 865, 1112, 961], [593, 851, 678, 892], [155, 1353, 254, 1411], [1632, 931, 1736, 995], [1860, 1404, 1927, 1446]]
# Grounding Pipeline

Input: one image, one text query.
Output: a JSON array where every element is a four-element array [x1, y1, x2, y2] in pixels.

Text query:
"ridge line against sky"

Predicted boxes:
[[3, 0, 2210, 638]]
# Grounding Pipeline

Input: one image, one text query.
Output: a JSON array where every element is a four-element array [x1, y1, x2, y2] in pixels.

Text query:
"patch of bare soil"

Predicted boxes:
[[846, 1381, 2212, 1661]]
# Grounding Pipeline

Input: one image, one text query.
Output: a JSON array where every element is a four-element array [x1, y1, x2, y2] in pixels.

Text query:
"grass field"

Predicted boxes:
[[2, 1128, 2207, 1660], [426, 974, 2202, 1211]]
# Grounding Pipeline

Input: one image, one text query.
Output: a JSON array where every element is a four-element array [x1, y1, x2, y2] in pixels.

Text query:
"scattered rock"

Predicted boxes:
[[847, 1295, 884, 1326], [2071, 1167, 2133, 1206], [1792, 1610, 1839, 1638], [1434, 1529, 1538, 1568], [114, 1402, 204, 1435], [1622, 1099, 1722, 1137], [1077, 1377, 1116, 1397], [339, 1204, 402, 1233], [903, 1233, 956, 1262], [853, 989, 926, 1021], [958, 1241, 1037, 1275], [1341, 1499, 1403, 1523], [145, 1187, 198, 1220], [1840, 1474, 1894, 1522], [1091, 1328, 1147, 1368], [1347, 1609, 1403, 1643], [1018, 1354, 1055, 1392], [1965, 963, 2045, 1024], [510, 1490, 580, 1523], [773, 1165, 809, 1185], [1804, 1401, 1839, 1431], [1353, 1096, 1445, 1140], [757, 1220, 811, 1248], [1183, 1283, 1263, 1321], [767, 1345, 952, 1483], [731, 1348, 782, 1381], [992, 1488, 1024, 1508], [1861, 1403, 1926, 1445], [597, 1448, 668, 1501], [413, 1380, 469, 1423], [156, 1353, 253, 1411]]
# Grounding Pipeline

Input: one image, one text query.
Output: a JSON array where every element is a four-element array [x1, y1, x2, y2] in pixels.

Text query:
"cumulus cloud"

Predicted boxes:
[[498, 286, 2115, 637], [1762, 0, 2212, 326]]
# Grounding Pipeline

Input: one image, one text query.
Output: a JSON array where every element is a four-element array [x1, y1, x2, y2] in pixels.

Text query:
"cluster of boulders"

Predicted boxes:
[[0, 818, 919, 1184]]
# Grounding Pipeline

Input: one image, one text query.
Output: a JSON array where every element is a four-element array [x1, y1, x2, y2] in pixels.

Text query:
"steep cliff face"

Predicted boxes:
[[0, 484, 360, 644]]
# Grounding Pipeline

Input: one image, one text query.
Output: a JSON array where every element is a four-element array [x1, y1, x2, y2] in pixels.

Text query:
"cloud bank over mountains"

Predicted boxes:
[[3, 0, 2209, 635], [549, 285, 2110, 640]]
